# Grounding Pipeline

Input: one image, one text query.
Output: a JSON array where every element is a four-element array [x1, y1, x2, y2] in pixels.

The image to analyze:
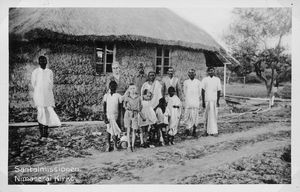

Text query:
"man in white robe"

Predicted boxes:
[[183, 69, 202, 137], [31, 56, 61, 138], [202, 67, 222, 136], [141, 71, 163, 108]]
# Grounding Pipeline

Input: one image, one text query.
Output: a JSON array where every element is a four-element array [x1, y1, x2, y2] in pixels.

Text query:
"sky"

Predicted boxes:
[[170, 7, 234, 48], [170, 7, 291, 52]]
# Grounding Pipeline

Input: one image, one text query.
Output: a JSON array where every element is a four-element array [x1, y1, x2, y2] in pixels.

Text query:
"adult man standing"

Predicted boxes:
[[135, 63, 148, 95], [162, 67, 181, 99], [183, 69, 202, 137], [106, 61, 128, 95], [141, 71, 162, 108], [106, 61, 128, 131], [31, 56, 61, 138], [202, 67, 221, 136]]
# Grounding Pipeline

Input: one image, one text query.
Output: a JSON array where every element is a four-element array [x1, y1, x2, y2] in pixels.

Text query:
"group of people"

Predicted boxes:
[[31, 56, 222, 153], [103, 62, 222, 152]]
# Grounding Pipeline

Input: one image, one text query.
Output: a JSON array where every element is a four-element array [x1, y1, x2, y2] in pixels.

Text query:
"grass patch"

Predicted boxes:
[[226, 83, 268, 98]]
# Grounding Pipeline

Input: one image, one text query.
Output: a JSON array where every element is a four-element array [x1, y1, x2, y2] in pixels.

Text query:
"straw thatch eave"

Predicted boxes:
[[9, 8, 224, 52], [9, 8, 240, 67], [10, 28, 222, 52]]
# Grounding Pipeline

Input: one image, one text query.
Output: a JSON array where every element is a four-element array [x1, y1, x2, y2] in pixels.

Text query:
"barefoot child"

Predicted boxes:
[[166, 86, 182, 145], [124, 84, 145, 152], [103, 81, 122, 152], [139, 89, 157, 147], [155, 97, 170, 145]]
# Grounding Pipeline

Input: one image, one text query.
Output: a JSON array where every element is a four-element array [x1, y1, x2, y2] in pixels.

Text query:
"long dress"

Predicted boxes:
[[183, 78, 202, 130], [103, 92, 122, 136], [31, 67, 61, 126], [106, 74, 128, 130], [202, 76, 222, 134], [139, 100, 157, 127], [167, 95, 182, 136]]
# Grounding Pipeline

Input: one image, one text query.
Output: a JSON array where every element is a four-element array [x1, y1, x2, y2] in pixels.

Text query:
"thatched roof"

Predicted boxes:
[[9, 8, 225, 52]]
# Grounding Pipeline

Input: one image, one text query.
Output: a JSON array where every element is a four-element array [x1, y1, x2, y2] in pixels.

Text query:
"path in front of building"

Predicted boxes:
[[33, 121, 290, 184]]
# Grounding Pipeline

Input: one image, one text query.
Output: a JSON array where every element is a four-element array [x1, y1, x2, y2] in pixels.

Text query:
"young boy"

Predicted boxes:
[[124, 84, 146, 152], [103, 81, 122, 152], [155, 97, 169, 145], [166, 86, 182, 145]]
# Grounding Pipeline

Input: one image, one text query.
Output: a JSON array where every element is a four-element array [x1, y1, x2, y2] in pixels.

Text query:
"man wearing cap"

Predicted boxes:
[[183, 69, 202, 137], [162, 67, 181, 99], [202, 67, 221, 136], [135, 63, 148, 95]]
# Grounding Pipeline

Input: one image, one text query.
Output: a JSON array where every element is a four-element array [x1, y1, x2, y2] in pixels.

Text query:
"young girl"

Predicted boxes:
[[139, 89, 157, 147], [155, 97, 170, 145], [103, 81, 122, 152], [123, 84, 145, 152], [166, 86, 182, 145]]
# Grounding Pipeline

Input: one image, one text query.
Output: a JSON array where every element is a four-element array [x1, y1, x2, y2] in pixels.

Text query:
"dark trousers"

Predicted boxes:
[[38, 123, 48, 138], [117, 102, 125, 132]]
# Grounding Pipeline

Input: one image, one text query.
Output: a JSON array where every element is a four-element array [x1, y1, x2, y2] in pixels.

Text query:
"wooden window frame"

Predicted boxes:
[[95, 44, 116, 74], [155, 47, 170, 76]]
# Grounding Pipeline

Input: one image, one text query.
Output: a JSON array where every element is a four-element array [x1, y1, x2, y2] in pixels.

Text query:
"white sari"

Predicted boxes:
[[31, 67, 61, 126]]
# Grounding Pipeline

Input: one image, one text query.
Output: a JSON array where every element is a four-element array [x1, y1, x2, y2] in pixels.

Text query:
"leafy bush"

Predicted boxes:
[[245, 73, 262, 84], [277, 84, 291, 99]]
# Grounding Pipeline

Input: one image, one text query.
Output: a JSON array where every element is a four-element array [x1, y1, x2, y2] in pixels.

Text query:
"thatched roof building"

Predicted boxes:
[[9, 8, 232, 64], [9, 8, 236, 122]]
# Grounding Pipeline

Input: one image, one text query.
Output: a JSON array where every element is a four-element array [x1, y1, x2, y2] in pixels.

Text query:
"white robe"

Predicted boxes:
[[31, 68, 55, 107], [183, 78, 202, 129], [202, 76, 222, 134], [167, 95, 182, 136], [103, 92, 122, 136], [31, 67, 61, 126], [141, 80, 162, 108], [162, 76, 180, 97]]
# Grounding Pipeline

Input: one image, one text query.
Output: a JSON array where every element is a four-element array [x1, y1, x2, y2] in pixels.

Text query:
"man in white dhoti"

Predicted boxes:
[[162, 67, 181, 99], [202, 67, 221, 136], [183, 69, 202, 137], [141, 71, 163, 109], [31, 56, 61, 138]]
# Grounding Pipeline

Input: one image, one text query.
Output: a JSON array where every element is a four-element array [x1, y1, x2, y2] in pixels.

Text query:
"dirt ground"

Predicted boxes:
[[8, 103, 291, 184]]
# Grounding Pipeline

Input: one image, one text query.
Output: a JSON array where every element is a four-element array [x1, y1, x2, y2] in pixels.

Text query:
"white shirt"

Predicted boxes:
[[162, 76, 180, 96], [202, 76, 222, 102], [31, 67, 55, 107], [141, 80, 162, 108], [103, 92, 122, 119], [155, 107, 170, 125], [183, 78, 202, 108]]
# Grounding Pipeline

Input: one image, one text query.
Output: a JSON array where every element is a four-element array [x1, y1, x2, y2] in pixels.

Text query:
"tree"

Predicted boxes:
[[223, 8, 291, 96]]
